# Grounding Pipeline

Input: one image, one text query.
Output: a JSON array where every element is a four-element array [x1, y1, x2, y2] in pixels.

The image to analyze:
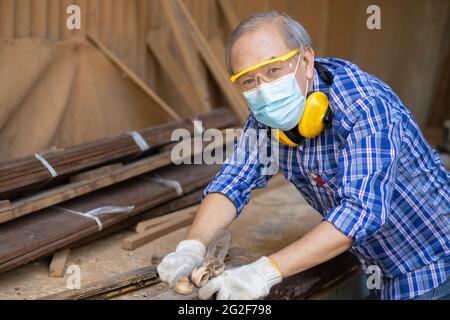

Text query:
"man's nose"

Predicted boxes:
[[256, 74, 270, 87]]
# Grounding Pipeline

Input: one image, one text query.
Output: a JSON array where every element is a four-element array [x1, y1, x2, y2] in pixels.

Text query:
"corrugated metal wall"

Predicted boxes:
[[0, 0, 449, 160]]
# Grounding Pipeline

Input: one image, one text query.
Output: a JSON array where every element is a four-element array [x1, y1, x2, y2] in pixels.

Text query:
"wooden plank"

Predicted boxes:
[[15, 0, 31, 37], [49, 248, 70, 278], [135, 204, 199, 233], [147, 30, 201, 115], [122, 215, 194, 250], [40, 266, 159, 300], [71, 190, 204, 249], [69, 163, 123, 183], [0, 200, 11, 210], [86, 32, 181, 121], [208, 37, 227, 72], [161, 0, 211, 113], [31, 0, 47, 37], [0, 127, 234, 224], [47, 0, 60, 40], [172, 0, 248, 123]]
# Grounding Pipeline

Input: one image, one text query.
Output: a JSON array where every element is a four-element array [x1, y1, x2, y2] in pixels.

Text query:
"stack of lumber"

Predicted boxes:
[[0, 0, 251, 294], [0, 108, 237, 276], [0, 108, 234, 201], [0, 163, 220, 274], [0, 108, 235, 225]]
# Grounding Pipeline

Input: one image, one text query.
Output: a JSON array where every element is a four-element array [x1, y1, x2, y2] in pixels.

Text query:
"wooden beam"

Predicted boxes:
[[86, 32, 181, 121], [70, 163, 123, 183], [122, 215, 194, 250], [172, 0, 248, 123], [266, 252, 360, 299], [135, 204, 199, 233], [40, 266, 159, 300], [146, 30, 200, 115], [217, 0, 240, 32], [161, 0, 211, 113], [208, 37, 227, 72], [49, 248, 71, 278], [0, 163, 221, 274], [0, 200, 11, 211], [0, 0, 15, 40]]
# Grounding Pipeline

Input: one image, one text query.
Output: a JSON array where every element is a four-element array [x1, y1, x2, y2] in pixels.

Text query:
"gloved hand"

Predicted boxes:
[[157, 239, 206, 286], [199, 256, 282, 300]]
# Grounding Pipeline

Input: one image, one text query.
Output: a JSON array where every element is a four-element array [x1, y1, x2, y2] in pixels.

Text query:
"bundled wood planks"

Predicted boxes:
[[0, 105, 237, 280], [0, 163, 220, 274], [0, 108, 235, 201], [0, 129, 235, 224]]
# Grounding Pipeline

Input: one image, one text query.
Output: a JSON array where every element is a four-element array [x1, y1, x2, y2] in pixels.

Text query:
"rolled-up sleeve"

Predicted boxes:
[[202, 115, 275, 217], [324, 98, 403, 246]]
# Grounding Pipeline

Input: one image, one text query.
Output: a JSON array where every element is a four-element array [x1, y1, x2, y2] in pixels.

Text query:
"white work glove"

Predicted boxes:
[[157, 239, 206, 285], [199, 256, 282, 300]]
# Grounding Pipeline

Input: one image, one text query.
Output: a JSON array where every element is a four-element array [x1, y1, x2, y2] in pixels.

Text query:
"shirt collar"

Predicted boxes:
[[312, 65, 330, 95]]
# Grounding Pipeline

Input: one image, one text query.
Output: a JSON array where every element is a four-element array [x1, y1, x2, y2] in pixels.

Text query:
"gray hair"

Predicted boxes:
[[225, 11, 313, 75]]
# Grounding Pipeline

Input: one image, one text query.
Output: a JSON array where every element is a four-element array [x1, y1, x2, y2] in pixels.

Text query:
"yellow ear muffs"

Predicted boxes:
[[298, 91, 330, 139], [272, 129, 299, 147], [272, 91, 330, 146]]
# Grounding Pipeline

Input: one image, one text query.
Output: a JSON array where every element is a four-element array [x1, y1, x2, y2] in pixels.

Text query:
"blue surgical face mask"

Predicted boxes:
[[243, 58, 308, 131]]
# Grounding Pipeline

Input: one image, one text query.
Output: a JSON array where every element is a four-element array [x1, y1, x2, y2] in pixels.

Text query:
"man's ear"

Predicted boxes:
[[302, 48, 315, 80]]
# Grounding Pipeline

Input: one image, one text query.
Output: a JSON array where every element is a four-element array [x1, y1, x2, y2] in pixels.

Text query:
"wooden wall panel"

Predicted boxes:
[[0, 1, 15, 40], [15, 0, 31, 38], [0, 0, 448, 161], [30, 0, 47, 37]]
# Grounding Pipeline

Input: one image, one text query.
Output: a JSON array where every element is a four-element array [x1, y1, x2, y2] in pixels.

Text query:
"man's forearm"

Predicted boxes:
[[269, 221, 353, 278], [186, 193, 237, 246]]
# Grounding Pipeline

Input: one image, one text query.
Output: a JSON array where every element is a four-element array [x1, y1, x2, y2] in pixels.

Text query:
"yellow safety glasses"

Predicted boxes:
[[230, 48, 300, 83]]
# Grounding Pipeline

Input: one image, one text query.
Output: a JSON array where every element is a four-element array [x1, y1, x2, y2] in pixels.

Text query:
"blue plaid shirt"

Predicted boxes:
[[203, 57, 450, 300]]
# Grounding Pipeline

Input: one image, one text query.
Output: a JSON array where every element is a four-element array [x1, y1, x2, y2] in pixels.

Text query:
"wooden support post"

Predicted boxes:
[[86, 32, 181, 121], [49, 248, 71, 278]]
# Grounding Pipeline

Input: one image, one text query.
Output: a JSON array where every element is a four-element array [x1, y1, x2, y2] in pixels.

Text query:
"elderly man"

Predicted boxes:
[[158, 11, 449, 300]]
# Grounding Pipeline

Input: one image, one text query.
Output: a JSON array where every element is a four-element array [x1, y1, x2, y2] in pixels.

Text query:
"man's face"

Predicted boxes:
[[230, 24, 315, 94]]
